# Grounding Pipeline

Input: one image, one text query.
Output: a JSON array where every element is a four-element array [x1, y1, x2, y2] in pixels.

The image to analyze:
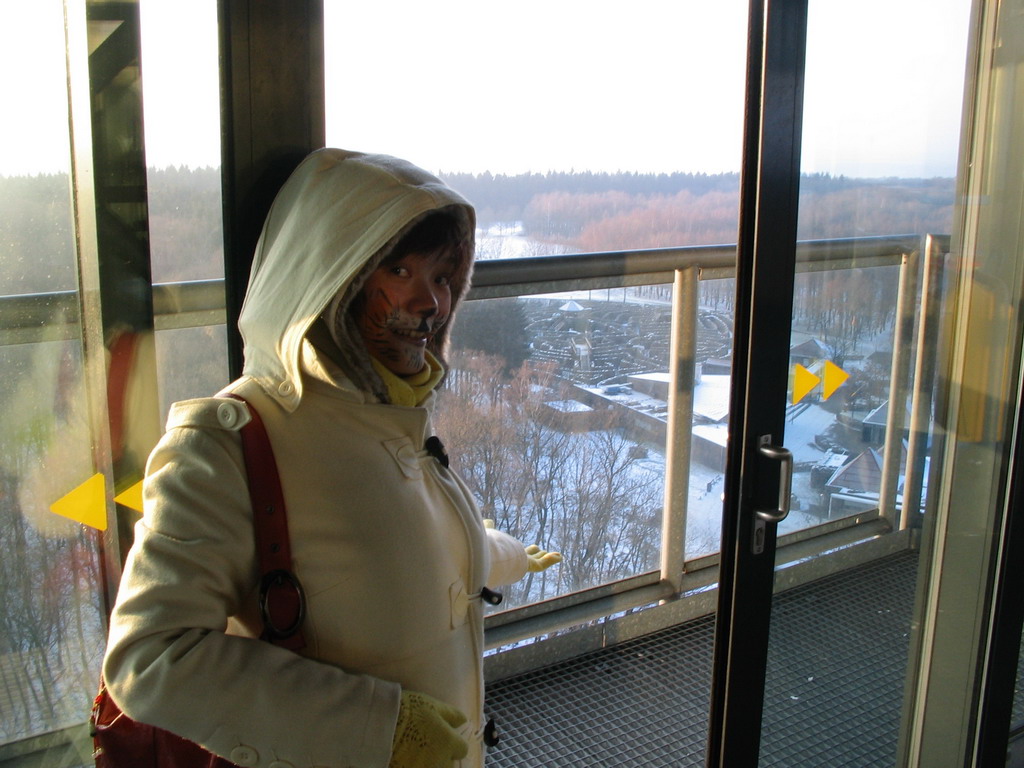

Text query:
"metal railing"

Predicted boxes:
[[0, 233, 949, 678], [0, 234, 923, 340]]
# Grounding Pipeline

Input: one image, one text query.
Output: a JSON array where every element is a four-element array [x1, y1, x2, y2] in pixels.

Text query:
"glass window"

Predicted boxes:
[[785, 263, 906, 531], [440, 292, 672, 607], [140, 0, 228, 416], [754, 0, 972, 762], [325, 1, 749, 604], [154, 325, 229, 417], [777, 0, 969, 543], [0, 0, 107, 754], [324, 0, 748, 258], [0, 0, 229, 758]]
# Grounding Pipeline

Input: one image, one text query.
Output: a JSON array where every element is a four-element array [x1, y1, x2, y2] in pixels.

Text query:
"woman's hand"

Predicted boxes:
[[389, 690, 468, 768], [483, 519, 562, 574], [525, 545, 562, 572]]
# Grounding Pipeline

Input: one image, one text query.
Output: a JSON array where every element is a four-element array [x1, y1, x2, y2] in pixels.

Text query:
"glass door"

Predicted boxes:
[[708, 0, 812, 763], [710, 0, 1024, 765]]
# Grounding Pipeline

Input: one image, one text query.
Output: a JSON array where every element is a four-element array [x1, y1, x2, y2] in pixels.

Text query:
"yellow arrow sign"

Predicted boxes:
[[792, 360, 850, 404], [114, 480, 145, 513], [822, 359, 850, 400], [793, 364, 820, 404], [50, 473, 108, 531]]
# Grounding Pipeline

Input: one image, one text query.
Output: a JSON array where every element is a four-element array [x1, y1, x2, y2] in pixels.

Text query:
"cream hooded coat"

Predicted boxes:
[[103, 149, 529, 768]]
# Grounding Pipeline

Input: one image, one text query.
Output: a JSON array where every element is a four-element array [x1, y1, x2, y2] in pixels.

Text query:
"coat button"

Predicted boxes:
[[229, 745, 259, 766], [278, 380, 294, 396], [484, 717, 501, 747], [480, 587, 503, 606], [216, 402, 238, 428]]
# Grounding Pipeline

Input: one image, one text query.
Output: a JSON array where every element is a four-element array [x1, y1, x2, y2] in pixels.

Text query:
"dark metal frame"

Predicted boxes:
[[218, 0, 325, 378], [974, 322, 1024, 763], [708, 0, 809, 764]]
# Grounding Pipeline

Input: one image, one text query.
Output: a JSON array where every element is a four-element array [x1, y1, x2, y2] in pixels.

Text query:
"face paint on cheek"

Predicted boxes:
[[351, 251, 457, 375], [359, 290, 394, 340], [367, 288, 393, 320], [353, 290, 416, 371]]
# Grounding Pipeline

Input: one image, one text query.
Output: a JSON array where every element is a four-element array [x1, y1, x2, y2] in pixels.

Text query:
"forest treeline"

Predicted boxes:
[[1, 167, 954, 290], [443, 170, 954, 251], [439, 169, 742, 225]]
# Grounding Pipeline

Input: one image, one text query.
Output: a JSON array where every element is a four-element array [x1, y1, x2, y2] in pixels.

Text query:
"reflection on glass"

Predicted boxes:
[[0, 175, 77, 295], [796, 177, 955, 240], [0, 341, 105, 743], [784, 265, 904, 530], [0, 0, 106, 751], [138, 0, 226, 448]]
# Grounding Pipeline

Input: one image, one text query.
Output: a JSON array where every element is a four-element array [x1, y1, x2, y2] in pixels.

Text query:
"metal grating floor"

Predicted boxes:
[[485, 551, 919, 767]]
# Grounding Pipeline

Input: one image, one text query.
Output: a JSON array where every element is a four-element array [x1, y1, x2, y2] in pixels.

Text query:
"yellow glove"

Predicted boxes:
[[389, 690, 468, 768], [483, 519, 562, 573], [526, 544, 562, 572]]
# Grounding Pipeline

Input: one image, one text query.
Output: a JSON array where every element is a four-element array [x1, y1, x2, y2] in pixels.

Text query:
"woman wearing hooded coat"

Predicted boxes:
[[102, 148, 560, 768]]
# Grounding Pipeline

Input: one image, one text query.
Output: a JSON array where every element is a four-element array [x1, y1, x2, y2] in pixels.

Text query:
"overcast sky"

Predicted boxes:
[[0, 0, 972, 178]]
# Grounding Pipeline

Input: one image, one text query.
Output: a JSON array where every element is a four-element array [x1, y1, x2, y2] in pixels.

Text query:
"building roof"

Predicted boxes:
[[693, 374, 731, 422], [864, 399, 912, 427], [790, 338, 833, 359], [544, 399, 593, 413], [827, 442, 908, 493], [630, 372, 671, 383]]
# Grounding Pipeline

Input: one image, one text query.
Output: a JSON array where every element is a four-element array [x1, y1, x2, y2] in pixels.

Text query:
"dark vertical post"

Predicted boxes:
[[219, 0, 325, 377], [707, 0, 808, 764]]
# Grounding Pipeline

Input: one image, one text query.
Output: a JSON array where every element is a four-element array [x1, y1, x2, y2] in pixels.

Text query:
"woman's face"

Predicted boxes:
[[353, 248, 455, 375]]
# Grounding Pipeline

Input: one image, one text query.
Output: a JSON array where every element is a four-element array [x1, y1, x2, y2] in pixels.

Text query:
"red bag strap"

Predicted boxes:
[[227, 394, 306, 652], [106, 331, 138, 465]]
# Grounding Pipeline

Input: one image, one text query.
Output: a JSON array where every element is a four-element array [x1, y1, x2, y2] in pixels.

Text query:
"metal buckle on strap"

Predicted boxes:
[[258, 569, 306, 640]]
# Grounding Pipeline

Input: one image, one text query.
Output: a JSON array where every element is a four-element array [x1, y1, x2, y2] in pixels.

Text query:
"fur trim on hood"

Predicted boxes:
[[237, 149, 476, 411]]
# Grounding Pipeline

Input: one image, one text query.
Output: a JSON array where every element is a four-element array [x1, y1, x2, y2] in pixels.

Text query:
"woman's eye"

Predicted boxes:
[[436, 275, 452, 287], [390, 266, 409, 277]]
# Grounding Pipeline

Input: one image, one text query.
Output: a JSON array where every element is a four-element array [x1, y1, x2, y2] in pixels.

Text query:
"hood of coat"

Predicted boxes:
[[238, 148, 476, 411]]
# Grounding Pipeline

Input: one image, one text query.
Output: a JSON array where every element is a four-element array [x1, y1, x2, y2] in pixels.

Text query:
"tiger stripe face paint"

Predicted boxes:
[[352, 248, 455, 375]]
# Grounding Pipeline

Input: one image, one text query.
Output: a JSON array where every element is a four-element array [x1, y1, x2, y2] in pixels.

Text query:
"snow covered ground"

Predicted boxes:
[[587, 369, 842, 559], [470, 223, 890, 557], [476, 222, 576, 261]]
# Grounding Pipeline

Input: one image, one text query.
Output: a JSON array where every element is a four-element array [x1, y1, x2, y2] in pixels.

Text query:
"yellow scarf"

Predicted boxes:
[[370, 352, 444, 407]]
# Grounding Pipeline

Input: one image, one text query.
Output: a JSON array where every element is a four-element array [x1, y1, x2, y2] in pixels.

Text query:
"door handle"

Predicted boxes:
[[755, 444, 793, 523]]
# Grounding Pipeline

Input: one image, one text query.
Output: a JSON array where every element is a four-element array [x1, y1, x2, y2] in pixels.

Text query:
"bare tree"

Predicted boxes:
[[436, 355, 663, 609]]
